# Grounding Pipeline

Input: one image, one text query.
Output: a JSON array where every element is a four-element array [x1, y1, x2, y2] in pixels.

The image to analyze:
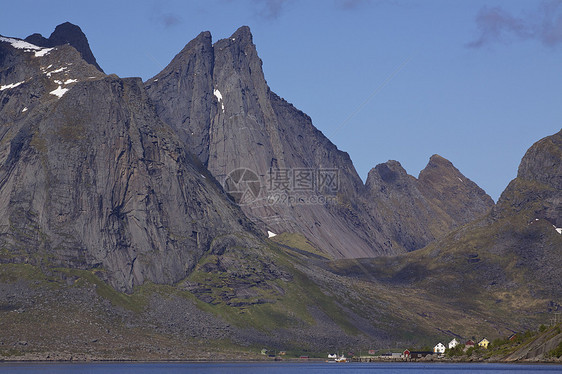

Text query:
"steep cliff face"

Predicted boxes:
[[0, 24, 499, 289], [0, 33, 259, 292], [146, 26, 388, 258], [24, 22, 103, 72], [364, 155, 494, 251]]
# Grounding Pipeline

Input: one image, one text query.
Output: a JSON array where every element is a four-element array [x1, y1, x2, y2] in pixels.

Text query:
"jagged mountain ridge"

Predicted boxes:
[[364, 155, 494, 251], [146, 26, 494, 258], [1, 23, 495, 286], [347, 128, 562, 322], [0, 28, 263, 292]]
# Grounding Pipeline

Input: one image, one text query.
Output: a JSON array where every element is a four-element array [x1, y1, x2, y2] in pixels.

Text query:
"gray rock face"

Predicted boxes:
[[146, 31, 214, 164], [418, 155, 494, 223], [146, 26, 496, 258], [0, 35, 258, 292], [364, 155, 494, 251], [146, 26, 387, 258]]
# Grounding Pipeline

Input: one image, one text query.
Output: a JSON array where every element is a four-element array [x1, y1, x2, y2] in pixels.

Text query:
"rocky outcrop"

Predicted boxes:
[[24, 22, 103, 72], [503, 325, 562, 361], [418, 154, 494, 224]]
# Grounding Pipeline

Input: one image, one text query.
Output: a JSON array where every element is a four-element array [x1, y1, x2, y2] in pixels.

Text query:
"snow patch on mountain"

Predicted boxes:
[[0, 36, 42, 51], [35, 48, 54, 57], [0, 37, 54, 57], [214, 89, 225, 112], [0, 81, 24, 91], [49, 85, 69, 98], [46, 67, 68, 77]]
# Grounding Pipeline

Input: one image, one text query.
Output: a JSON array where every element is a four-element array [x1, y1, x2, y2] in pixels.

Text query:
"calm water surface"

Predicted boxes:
[[0, 362, 560, 373]]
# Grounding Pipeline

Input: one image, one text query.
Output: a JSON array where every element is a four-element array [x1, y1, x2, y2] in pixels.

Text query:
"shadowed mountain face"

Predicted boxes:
[[363, 155, 495, 251], [496, 129, 562, 227], [146, 26, 494, 258], [25, 22, 103, 72]]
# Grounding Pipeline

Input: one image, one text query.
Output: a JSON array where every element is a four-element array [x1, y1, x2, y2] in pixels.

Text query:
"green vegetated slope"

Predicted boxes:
[[323, 129, 562, 345]]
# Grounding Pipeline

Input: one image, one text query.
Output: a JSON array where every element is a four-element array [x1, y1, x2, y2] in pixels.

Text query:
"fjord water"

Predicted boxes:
[[0, 362, 560, 373]]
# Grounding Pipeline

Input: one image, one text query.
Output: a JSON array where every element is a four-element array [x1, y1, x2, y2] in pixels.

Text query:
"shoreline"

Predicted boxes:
[[0, 356, 561, 364]]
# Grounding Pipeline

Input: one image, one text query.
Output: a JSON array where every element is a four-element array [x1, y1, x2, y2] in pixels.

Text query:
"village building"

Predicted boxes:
[[448, 338, 459, 349], [463, 340, 475, 352], [478, 338, 490, 349], [433, 342, 446, 354], [406, 350, 433, 359]]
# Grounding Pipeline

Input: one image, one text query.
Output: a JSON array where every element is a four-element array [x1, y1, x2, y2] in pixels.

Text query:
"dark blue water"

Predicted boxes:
[[0, 362, 560, 373]]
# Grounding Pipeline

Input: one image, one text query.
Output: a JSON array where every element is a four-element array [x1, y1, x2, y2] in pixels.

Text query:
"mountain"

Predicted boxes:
[[1, 23, 558, 360], [145, 26, 493, 258], [332, 129, 562, 337], [24, 22, 103, 72], [363, 155, 494, 251], [0, 30, 261, 292], [0, 26, 395, 355]]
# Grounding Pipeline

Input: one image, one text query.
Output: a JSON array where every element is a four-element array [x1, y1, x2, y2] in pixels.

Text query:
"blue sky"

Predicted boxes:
[[2, 0, 561, 200]]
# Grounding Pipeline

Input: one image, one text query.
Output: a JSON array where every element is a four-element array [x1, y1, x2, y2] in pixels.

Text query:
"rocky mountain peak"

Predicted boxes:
[[24, 22, 103, 72], [418, 154, 494, 225], [517, 128, 562, 189], [366, 160, 412, 192], [424, 154, 453, 169], [419, 154, 467, 187], [177, 30, 212, 58], [229, 25, 253, 44], [363, 155, 494, 252], [496, 129, 561, 226]]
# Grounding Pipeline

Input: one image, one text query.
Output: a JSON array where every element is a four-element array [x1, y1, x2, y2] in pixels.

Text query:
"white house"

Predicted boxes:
[[434, 342, 446, 354], [448, 338, 459, 349]]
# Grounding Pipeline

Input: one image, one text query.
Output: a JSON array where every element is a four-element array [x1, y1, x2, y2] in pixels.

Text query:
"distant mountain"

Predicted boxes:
[[333, 129, 562, 337], [364, 155, 494, 251]]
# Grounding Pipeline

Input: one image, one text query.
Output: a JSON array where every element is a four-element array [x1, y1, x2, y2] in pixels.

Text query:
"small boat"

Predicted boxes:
[[335, 355, 347, 363]]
